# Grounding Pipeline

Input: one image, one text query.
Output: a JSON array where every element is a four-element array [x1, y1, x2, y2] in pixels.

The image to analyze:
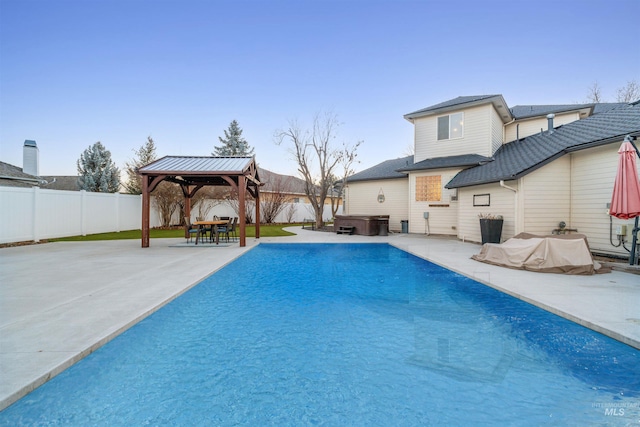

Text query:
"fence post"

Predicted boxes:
[[81, 190, 87, 236], [115, 192, 121, 232], [32, 186, 40, 242]]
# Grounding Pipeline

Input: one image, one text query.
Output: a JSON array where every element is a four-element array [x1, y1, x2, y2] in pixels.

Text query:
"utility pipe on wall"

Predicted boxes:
[[500, 180, 518, 235]]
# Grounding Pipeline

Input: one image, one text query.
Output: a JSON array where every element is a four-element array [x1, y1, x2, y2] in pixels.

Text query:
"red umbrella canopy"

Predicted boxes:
[[609, 140, 640, 220]]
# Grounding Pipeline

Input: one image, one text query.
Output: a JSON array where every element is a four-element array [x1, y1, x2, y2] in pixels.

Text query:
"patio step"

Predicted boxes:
[[336, 226, 355, 235]]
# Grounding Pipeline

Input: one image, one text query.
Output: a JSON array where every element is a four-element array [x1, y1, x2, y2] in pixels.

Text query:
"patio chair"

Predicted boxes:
[[217, 217, 233, 243], [230, 217, 238, 241], [184, 216, 199, 243]]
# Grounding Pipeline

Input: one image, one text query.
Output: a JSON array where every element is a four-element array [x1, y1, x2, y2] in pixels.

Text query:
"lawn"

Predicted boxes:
[[50, 224, 298, 242]]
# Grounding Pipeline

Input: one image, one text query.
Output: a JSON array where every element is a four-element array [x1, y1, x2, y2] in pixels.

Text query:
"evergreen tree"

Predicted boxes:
[[212, 120, 254, 156], [77, 141, 121, 193], [123, 136, 158, 194]]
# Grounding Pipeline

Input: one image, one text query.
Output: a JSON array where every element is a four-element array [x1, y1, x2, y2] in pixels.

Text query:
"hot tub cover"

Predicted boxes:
[[471, 233, 608, 275]]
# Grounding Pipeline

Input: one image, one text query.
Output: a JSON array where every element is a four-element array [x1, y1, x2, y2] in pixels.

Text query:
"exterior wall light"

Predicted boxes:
[[377, 188, 385, 203]]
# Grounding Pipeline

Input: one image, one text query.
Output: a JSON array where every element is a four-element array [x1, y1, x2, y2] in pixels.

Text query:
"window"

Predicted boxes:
[[416, 176, 441, 201], [437, 112, 464, 140]]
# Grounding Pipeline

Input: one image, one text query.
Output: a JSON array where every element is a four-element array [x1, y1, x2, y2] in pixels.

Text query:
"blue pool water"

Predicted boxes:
[[1, 243, 638, 426]]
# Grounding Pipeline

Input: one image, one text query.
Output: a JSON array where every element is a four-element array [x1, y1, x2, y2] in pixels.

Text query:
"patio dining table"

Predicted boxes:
[[192, 220, 228, 245]]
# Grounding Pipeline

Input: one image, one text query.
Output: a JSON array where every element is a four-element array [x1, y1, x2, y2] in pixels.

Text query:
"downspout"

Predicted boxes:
[[500, 180, 518, 234]]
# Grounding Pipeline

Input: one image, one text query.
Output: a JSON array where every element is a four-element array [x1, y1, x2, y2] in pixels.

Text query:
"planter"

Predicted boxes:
[[480, 219, 503, 244]]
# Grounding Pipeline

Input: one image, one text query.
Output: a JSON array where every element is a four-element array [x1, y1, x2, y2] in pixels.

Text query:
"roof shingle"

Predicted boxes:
[[446, 102, 640, 188]]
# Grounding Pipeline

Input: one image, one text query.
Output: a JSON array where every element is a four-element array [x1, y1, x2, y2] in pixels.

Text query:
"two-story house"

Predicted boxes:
[[344, 95, 640, 258]]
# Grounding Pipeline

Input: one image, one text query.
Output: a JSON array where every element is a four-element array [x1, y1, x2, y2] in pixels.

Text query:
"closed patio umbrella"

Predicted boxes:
[[609, 135, 640, 265]]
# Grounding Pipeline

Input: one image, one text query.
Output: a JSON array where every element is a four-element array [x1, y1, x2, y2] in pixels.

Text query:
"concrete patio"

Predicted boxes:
[[1, 228, 639, 411]]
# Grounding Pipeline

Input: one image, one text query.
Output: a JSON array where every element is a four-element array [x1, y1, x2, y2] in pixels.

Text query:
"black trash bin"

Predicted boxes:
[[378, 220, 388, 236], [401, 220, 409, 233]]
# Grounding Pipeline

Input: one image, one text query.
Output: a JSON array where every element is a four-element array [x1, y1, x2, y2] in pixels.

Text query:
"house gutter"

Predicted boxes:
[[500, 180, 518, 234], [0, 175, 47, 184]]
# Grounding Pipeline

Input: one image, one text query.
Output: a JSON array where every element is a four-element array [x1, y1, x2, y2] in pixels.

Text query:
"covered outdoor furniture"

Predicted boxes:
[[471, 232, 608, 275]]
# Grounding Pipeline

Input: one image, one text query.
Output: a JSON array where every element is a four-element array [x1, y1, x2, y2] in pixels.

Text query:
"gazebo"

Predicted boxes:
[[138, 156, 262, 248]]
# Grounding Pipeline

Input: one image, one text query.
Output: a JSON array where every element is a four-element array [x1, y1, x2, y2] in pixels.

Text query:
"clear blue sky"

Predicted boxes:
[[1, 0, 638, 178]]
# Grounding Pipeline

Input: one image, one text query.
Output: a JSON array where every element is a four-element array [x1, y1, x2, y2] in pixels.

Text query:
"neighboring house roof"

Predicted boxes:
[[446, 102, 640, 189], [397, 154, 492, 172], [404, 95, 513, 122], [0, 161, 46, 188], [257, 167, 308, 194], [347, 156, 413, 183], [41, 176, 81, 191]]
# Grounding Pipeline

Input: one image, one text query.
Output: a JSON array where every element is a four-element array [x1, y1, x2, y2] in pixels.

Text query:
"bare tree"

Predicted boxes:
[[152, 181, 182, 227], [284, 202, 297, 223], [585, 81, 603, 103], [616, 80, 640, 103], [275, 112, 361, 229], [226, 190, 255, 224], [330, 140, 362, 218], [193, 187, 228, 220], [260, 174, 293, 223], [403, 143, 415, 157]]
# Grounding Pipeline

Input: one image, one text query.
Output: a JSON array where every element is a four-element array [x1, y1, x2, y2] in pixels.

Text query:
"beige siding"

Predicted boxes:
[[570, 144, 637, 257], [521, 156, 572, 234], [457, 183, 517, 243], [414, 104, 495, 162], [408, 169, 460, 235], [490, 107, 504, 155], [504, 112, 581, 143], [345, 179, 408, 232]]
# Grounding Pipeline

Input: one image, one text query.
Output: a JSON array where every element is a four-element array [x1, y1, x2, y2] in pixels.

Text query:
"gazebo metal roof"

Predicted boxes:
[[138, 155, 262, 248]]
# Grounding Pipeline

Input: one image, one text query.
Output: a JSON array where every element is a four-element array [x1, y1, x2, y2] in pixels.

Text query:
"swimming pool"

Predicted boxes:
[[1, 243, 638, 425]]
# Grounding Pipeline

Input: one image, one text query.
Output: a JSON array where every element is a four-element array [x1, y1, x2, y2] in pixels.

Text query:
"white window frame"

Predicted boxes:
[[437, 112, 464, 141]]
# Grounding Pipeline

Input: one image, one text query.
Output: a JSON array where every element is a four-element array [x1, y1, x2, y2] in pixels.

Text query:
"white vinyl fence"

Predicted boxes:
[[0, 186, 341, 244], [189, 200, 338, 225], [0, 187, 144, 244]]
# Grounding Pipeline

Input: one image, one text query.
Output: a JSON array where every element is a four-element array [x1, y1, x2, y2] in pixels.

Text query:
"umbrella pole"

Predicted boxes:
[[631, 217, 639, 265], [628, 136, 640, 265]]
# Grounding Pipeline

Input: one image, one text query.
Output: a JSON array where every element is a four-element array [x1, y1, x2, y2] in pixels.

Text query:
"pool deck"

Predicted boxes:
[[1, 228, 639, 411]]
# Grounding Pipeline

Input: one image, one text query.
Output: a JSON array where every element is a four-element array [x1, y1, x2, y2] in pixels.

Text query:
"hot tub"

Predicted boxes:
[[334, 215, 390, 236]]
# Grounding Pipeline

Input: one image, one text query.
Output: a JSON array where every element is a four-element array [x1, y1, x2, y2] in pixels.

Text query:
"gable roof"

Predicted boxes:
[[404, 95, 513, 122], [397, 154, 492, 172], [0, 161, 46, 188], [347, 156, 413, 183], [509, 103, 626, 120], [139, 156, 255, 175], [446, 102, 640, 189], [510, 104, 594, 119]]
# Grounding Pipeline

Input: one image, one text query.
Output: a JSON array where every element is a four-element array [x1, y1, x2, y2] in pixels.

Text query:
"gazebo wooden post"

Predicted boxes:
[[238, 175, 246, 247], [141, 176, 150, 248], [254, 186, 260, 239], [183, 185, 192, 239]]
